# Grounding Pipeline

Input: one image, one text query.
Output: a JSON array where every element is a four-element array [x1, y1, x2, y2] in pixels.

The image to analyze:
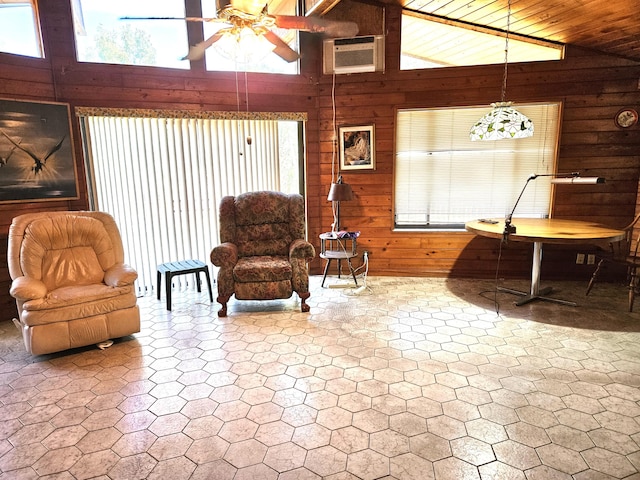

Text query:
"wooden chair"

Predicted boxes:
[[586, 213, 640, 311]]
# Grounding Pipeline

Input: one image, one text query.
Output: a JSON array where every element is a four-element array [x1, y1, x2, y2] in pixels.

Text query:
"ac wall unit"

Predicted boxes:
[[323, 35, 385, 75]]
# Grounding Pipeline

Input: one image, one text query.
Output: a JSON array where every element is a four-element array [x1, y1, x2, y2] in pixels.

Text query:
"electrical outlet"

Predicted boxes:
[[587, 254, 596, 265], [576, 253, 585, 264]]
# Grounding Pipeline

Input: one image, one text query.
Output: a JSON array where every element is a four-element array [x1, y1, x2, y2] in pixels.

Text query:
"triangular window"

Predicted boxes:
[[401, 12, 563, 70]]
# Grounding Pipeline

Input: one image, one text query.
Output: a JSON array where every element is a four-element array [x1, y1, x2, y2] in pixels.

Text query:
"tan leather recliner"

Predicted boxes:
[[7, 211, 140, 355]]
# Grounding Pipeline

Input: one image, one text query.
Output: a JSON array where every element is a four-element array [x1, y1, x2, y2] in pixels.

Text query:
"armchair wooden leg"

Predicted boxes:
[[586, 258, 605, 295], [299, 292, 311, 313], [217, 294, 230, 317]]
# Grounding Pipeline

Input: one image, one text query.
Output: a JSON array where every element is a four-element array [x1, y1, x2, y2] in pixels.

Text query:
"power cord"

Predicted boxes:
[[329, 236, 358, 278], [477, 237, 505, 316], [493, 241, 504, 314], [343, 251, 369, 295]]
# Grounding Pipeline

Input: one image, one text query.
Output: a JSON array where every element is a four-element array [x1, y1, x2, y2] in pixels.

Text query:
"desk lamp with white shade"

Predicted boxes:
[[503, 172, 605, 242]]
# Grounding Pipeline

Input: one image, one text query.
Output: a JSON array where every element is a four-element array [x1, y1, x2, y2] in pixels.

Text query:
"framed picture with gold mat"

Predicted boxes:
[[339, 124, 375, 171]]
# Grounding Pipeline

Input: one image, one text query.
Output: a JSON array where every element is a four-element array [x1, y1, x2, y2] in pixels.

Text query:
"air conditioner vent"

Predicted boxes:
[[323, 35, 385, 75]]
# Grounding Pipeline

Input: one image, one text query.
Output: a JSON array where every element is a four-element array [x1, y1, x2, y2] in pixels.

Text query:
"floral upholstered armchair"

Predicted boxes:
[[210, 191, 316, 317]]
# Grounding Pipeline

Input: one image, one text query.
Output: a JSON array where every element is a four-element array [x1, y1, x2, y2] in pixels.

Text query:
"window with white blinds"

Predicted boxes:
[[79, 110, 303, 295], [394, 103, 561, 229]]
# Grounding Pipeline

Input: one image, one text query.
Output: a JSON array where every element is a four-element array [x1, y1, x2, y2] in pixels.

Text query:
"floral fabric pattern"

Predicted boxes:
[[233, 256, 292, 283], [235, 280, 292, 301]]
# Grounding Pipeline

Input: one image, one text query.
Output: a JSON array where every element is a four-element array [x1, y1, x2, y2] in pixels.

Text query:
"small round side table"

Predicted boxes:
[[319, 232, 359, 287]]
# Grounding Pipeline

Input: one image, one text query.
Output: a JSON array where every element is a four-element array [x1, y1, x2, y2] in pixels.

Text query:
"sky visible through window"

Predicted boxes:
[[3, 0, 300, 73], [73, 0, 190, 69], [72, 0, 297, 73], [0, 3, 41, 57]]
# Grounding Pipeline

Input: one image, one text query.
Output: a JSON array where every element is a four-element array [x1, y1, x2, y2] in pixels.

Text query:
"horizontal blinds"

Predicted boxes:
[[82, 115, 281, 295], [395, 103, 561, 227]]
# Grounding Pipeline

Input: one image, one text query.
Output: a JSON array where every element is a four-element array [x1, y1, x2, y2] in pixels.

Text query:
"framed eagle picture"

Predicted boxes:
[[0, 98, 79, 203]]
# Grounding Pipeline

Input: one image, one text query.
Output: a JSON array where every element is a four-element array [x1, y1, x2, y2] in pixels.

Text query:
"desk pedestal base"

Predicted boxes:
[[497, 240, 577, 307], [497, 286, 577, 307]]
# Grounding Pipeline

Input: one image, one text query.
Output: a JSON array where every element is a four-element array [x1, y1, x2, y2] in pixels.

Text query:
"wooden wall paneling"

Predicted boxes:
[[0, 55, 55, 99], [309, 3, 640, 282], [1, 0, 640, 315], [55, 69, 319, 111], [0, 0, 322, 318]]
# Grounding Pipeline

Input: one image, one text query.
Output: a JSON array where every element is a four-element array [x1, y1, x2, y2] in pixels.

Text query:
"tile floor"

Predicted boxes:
[[0, 275, 639, 479]]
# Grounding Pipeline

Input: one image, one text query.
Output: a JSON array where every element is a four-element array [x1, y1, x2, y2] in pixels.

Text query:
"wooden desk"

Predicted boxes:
[[465, 218, 625, 306]]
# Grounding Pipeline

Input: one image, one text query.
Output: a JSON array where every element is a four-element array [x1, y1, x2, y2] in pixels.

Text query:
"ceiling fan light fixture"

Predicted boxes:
[[238, 27, 275, 54]]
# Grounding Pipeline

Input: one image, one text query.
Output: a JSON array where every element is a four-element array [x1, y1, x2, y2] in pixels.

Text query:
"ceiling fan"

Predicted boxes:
[[122, 0, 359, 63]]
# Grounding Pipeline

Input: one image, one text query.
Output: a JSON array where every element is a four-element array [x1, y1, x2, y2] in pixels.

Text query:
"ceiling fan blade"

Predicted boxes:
[[120, 16, 219, 23], [263, 30, 300, 63], [182, 32, 226, 61], [274, 15, 359, 37]]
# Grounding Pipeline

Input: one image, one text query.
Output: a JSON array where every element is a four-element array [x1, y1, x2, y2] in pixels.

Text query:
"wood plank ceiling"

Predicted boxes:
[[318, 0, 640, 62]]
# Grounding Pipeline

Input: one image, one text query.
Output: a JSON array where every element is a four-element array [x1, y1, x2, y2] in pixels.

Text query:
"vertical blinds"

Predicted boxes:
[[394, 103, 561, 227], [82, 115, 282, 295]]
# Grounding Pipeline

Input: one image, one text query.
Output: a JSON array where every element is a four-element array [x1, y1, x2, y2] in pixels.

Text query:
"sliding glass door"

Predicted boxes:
[[78, 108, 305, 296]]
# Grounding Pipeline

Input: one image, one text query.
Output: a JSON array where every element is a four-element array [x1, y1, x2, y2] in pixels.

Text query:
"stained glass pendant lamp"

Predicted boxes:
[[470, 0, 534, 141]]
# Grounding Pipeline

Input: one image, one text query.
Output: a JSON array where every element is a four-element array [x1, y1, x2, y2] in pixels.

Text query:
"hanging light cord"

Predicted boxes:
[[232, 43, 250, 113], [245, 71, 249, 112], [235, 67, 240, 113], [331, 72, 338, 229], [500, 0, 511, 103], [331, 72, 337, 184]]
